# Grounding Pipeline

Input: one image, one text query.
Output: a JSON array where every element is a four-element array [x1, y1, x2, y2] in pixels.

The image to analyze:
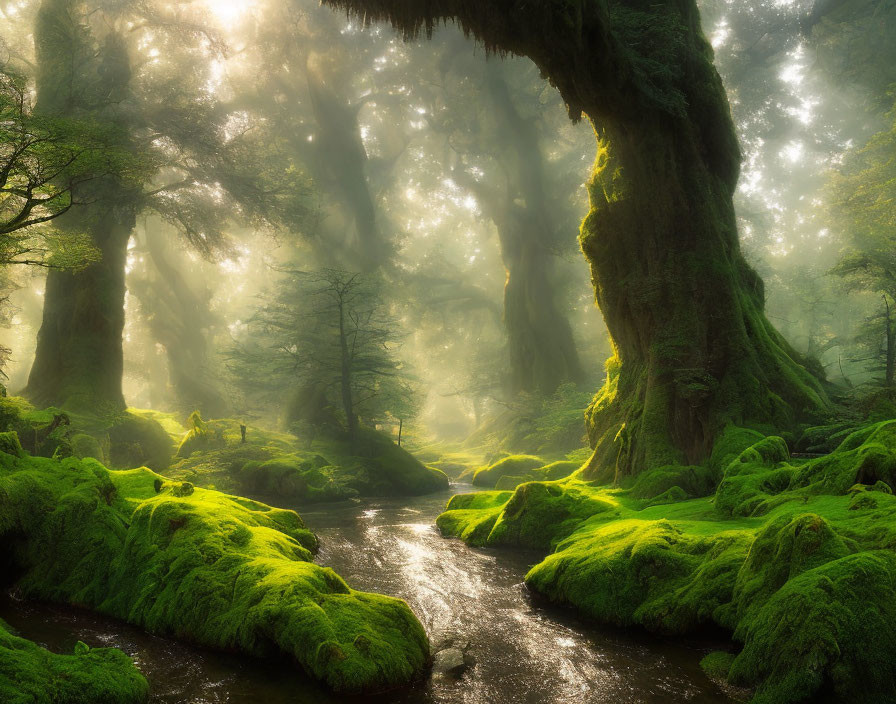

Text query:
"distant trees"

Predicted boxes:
[[230, 268, 419, 443], [830, 97, 896, 394], [18, 0, 312, 412]]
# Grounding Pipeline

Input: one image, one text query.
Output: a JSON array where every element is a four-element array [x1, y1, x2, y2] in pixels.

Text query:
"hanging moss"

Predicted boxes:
[[0, 440, 429, 692]]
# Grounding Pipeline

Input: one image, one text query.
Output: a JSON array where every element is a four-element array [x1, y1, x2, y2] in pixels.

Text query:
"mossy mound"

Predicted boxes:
[[0, 397, 173, 471], [470, 455, 580, 489], [0, 442, 429, 692], [350, 426, 449, 496], [0, 619, 149, 704], [436, 424, 896, 703], [167, 418, 447, 502], [237, 456, 357, 503]]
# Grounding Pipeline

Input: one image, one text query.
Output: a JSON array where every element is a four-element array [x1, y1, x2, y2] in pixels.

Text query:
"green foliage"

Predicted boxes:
[[0, 618, 148, 704], [0, 444, 428, 692], [0, 67, 137, 267], [229, 269, 420, 435]]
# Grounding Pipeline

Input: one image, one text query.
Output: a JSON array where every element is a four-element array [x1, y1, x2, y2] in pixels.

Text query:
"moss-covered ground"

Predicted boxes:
[[0, 396, 448, 505], [437, 420, 896, 703], [147, 411, 449, 503], [0, 425, 429, 694], [0, 617, 149, 704]]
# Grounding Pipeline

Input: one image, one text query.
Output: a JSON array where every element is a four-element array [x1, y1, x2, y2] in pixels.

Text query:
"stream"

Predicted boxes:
[[0, 483, 737, 703]]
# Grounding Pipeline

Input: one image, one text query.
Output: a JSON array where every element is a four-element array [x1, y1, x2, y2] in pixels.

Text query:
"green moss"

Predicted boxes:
[[70, 433, 104, 461], [472, 455, 545, 488], [0, 618, 149, 704], [791, 420, 896, 494], [700, 650, 734, 681], [0, 452, 428, 692], [167, 419, 445, 502], [0, 397, 172, 471], [535, 460, 581, 480], [728, 552, 896, 703], [175, 411, 221, 459], [351, 427, 449, 496], [630, 464, 717, 500], [434, 421, 896, 703], [0, 432, 23, 458]]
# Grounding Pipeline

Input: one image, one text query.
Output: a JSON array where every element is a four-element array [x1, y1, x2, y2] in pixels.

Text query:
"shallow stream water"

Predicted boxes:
[[1, 483, 737, 703]]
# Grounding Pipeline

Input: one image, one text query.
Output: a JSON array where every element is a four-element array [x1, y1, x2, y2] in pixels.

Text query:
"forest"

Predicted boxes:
[[0, 0, 895, 702]]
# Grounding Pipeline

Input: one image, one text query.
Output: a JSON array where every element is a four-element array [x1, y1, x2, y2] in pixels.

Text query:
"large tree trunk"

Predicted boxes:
[[25, 205, 134, 411], [484, 65, 585, 394], [499, 209, 585, 395], [25, 0, 137, 412], [324, 0, 830, 478], [580, 114, 827, 477]]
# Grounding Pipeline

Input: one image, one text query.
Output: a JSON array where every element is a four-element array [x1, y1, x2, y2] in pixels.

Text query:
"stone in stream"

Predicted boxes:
[[433, 648, 467, 676], [432, 632, 476, 677]]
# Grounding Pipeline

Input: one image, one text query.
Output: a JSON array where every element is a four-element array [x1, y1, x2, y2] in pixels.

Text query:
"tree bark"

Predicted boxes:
[[25, 0, 137, 412], [25, 203, 134, 411], [323, 0, 831, 478]]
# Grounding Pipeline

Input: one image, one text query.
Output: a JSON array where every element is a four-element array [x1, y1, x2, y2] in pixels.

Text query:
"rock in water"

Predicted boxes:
[[432, 647, 468, 677]]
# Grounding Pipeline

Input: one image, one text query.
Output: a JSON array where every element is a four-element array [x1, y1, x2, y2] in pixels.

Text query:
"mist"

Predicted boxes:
[[1, 0, 895, 702]]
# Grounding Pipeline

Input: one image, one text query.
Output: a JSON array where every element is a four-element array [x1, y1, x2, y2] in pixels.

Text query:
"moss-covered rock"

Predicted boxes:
[[471, 455, 545, 488], [0, 618, 149, 704], [435, 422, 896, 703], [0, 397, 172, 471], [0, 450, 428, 692]]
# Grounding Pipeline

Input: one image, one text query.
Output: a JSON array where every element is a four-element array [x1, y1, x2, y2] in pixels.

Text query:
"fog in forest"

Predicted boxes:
[[2, 0, 890, 444], [1, 0, 896, 702]]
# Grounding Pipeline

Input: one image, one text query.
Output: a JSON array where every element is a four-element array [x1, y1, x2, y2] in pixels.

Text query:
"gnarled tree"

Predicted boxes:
[[322, 0, 829, 478]]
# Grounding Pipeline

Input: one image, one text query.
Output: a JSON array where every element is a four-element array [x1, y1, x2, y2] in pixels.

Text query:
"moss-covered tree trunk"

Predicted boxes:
[[324, 0, 830, 478], [580, 113, 827, 477]]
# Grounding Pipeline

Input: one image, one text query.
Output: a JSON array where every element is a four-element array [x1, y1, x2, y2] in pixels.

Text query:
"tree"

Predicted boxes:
[[830, 95, 896, 394], [0, 66, 132, 267], [418, 50, 587, 395], [230, 268, 418, 444], [21, 0, 311, 412], [322, 0, 829, 479]]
